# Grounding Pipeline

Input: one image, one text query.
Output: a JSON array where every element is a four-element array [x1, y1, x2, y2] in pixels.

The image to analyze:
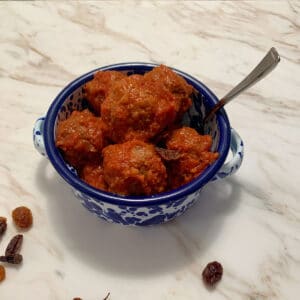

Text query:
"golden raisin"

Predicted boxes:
[[12, 206, 33, 229], [0, 265, 5, 282]]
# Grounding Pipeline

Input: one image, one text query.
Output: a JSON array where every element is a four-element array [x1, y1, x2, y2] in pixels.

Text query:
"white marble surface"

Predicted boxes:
[[0, 1, 299, 299]]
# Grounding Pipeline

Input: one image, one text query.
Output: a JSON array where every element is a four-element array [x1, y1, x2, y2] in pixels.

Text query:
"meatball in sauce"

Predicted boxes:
[[102, 140, 167, 196], [56, 109, 108, 168], [166, 127, 219, 189]]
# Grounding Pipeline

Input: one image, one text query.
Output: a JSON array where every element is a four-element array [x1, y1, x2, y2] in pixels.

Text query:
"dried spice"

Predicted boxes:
[[72, 293, 110, 300], [103, 292, 110, 300], [12, 206, 33, 229], [0, 254, 23, 264], [202, 261, 223, 286], [0, 217, 7, 237], [0, 234, 23, 265], [155, 147, 182, 161], [5, 234, 23, 257], [0, 265, 5, 282]]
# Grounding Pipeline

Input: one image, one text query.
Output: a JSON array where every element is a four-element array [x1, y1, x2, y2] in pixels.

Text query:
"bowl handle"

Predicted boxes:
[[211, 128, 244, 181], [33, 116, 48, 158]]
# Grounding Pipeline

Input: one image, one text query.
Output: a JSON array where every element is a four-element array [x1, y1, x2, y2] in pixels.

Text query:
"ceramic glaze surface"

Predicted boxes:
[[1, 1, 299, 300]]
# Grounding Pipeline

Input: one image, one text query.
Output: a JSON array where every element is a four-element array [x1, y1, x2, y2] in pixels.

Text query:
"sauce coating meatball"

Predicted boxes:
[[166, 127, 219, 189], [102, 140, 167, 195], [101, 74, 178, 142], [84, 71, 126, 115], [56, 109, 107, 168], [80, 163, 107, 191], [144, 65, 193, 119]]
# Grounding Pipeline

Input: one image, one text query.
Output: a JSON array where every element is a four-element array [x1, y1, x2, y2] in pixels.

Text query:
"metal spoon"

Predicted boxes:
[[204, 47, 280, 123]]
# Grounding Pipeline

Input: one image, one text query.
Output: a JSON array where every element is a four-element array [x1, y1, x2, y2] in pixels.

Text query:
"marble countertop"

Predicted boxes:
[[0, 1, 299, 299]]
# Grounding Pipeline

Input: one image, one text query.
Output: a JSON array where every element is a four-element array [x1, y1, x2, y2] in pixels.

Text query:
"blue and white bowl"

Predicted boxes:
[[33, 63, 244, 226]]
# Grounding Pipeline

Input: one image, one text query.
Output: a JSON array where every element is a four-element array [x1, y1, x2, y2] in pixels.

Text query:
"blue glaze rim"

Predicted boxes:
[[44, 62, 231, 206]]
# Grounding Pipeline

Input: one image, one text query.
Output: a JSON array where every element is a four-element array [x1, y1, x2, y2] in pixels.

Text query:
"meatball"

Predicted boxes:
[[80, 163, 107, 191], [84, 71, 126, 115], [144, 65, 193, 119], [102, 140, 167, 195], [166, 127, 219, 189], [56, 109, 108, 168], [101, 74, 177, 142]]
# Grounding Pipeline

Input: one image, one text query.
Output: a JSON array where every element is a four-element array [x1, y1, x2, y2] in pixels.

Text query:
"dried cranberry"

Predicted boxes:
[[202, 261, 223, 286]]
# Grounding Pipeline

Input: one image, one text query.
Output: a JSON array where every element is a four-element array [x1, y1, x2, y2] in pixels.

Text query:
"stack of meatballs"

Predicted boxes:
[[56, 65, 218, 196]]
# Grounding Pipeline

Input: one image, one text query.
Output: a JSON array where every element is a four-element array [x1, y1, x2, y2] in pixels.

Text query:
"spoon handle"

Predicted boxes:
[[205, 47, 280, 121]]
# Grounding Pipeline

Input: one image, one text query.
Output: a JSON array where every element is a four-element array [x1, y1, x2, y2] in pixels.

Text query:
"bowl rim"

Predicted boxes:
[[44, 62, 231, 206]]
